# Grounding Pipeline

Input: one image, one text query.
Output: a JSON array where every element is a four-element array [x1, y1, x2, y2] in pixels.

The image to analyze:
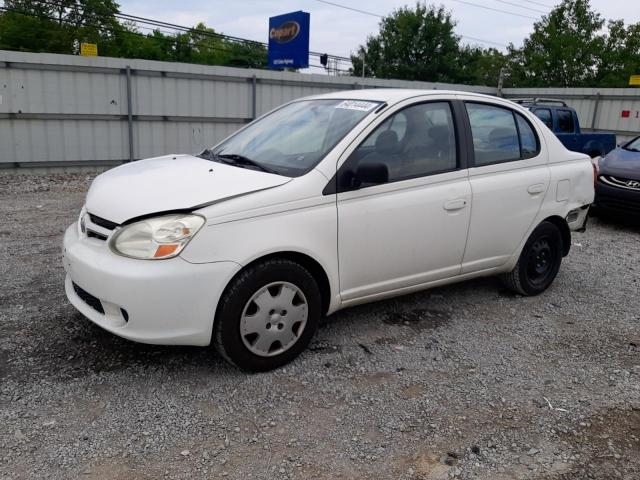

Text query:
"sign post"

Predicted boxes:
[[268, 11, 310, 69]]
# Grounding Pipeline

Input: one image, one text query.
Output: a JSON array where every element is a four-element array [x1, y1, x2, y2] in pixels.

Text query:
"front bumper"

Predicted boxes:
[[594, 180, 640, 216], [63, 223, 240, 346]]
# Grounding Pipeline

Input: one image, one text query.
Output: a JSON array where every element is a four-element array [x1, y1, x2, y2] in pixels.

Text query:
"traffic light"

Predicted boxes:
[[320, 54, 328, 67]]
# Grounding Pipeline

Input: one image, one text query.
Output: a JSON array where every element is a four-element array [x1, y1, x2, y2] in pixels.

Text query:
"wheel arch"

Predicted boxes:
[[219, 251, 333, 317], [542, 215, 571, 257]]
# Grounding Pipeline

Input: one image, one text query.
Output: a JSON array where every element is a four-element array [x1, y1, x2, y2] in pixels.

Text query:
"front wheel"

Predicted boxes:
[[213, 259, 321, 372], [500, 221, 563, 296]]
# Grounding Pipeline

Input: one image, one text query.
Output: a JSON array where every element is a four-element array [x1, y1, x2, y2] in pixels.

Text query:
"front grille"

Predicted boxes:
[[88, 213, 118, 231], [86, 230, 108, 241], [599, 175, 640, 191], [72, 282, 105, 314]]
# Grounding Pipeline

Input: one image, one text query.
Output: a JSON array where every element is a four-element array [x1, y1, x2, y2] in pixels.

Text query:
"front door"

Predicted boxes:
[[336, 100, 471, 301]]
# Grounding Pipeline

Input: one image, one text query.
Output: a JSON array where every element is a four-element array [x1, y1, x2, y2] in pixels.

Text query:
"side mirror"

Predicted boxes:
[[355, 162, 388, 186]]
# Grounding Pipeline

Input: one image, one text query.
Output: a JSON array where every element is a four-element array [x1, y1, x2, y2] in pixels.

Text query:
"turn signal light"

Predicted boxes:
[[154, 244, 179, 258]]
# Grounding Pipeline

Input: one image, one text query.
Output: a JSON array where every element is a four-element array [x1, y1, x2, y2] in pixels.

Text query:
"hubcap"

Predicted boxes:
[[527, 237, 555, 285], [240, 282, 308, 357]]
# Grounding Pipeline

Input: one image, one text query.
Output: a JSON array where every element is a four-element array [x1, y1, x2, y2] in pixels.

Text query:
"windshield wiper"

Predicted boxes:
[[198, 149, 279, 174], [217, 153, 278, 174]]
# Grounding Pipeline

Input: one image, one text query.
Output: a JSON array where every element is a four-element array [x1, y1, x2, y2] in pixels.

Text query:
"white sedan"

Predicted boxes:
[[63, 89, 594, 371]]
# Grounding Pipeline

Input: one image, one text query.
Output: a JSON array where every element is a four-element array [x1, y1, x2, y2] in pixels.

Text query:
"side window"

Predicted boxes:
[[466, 103, 540, 166], [361, 112, 407, 147], [533, 108, 553, 129], [556, 110, 575, 133], [346, 102, 457, 187], [516, 114, 538, 158], [466, 103, 520, 165]]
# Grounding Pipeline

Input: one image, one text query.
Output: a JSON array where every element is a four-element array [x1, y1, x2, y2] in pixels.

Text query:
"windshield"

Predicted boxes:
[[623, 136, 640, 152], [206, 99, 381, 177]]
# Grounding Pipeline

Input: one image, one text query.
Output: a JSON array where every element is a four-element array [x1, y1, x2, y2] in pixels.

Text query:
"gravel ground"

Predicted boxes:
[[0, 173, 639, 480]]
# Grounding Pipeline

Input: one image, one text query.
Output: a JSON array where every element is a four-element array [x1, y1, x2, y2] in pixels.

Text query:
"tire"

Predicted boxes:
[[213, 258, 321, 372], [500, 221, 563, 296]]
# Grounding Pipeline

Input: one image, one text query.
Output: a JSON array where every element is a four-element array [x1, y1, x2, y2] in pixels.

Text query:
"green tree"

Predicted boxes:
[[0, 0, 122, 54], [596, 20, 640, 87], [506, 0, 605, 87], [185, 23, 267, 68], [457, 46, 507, 86], [351, 3, 462, 83], [0, 1, 267, 68], [0, 1, 72, 53]]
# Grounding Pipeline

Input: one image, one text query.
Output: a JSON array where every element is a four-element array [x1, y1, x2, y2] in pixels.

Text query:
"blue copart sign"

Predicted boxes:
[[268, 11, 310, 69]]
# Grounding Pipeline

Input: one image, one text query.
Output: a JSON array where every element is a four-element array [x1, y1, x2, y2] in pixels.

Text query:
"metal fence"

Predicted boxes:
[[0, 50, 494, 168], [0, 50, 638, 168]]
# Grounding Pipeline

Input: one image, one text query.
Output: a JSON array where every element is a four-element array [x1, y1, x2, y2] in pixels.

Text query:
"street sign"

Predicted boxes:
[[629, 75, 640, 86], [80, 43, 98, 57], [268, 11, 310, 69]]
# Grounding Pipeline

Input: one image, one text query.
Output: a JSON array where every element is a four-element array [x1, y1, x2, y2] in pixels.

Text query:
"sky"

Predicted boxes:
[[118, 0, 640, 69]]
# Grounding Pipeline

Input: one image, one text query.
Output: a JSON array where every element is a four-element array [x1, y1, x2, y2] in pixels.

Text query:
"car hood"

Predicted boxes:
[[85, 154, 290, 224], [600, 147, 640, 180]]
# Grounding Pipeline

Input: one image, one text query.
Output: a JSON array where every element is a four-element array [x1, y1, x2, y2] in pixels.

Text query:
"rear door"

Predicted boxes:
[[460, 99, 550, 273]]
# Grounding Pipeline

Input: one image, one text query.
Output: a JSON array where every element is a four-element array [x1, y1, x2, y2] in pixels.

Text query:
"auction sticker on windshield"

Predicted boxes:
[[335, 100, 378, 111]]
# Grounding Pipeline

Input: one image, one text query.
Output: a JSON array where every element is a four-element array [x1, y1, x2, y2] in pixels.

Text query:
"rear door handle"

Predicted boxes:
[[527, 183, 545, 195], [443, 199, 467, 211]]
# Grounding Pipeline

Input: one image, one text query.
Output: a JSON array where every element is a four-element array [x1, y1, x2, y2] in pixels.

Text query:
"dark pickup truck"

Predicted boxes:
[[514, 99, 616, 158]]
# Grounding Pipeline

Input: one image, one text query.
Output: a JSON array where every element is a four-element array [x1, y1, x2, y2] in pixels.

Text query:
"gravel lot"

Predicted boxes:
[[0, 173, 639, 480]]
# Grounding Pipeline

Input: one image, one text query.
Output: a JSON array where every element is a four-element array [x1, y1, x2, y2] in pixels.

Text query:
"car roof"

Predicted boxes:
[[304, 88, 499, 105]]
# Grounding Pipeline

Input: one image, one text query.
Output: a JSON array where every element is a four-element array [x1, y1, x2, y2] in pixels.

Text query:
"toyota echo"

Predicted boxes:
[[63, 89, 595, 371]]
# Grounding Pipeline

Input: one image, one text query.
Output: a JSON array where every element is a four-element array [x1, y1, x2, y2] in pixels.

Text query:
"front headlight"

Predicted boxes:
[[110, 213, 206, 260]]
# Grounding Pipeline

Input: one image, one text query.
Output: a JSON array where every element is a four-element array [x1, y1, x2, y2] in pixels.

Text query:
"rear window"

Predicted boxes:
[[516, 115, 538, 158], [466, 102, 540, 166]]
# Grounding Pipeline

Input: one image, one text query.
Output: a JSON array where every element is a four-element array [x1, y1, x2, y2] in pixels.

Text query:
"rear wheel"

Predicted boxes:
[[501, 221, 563, 296], [213, 259, 321, 372]]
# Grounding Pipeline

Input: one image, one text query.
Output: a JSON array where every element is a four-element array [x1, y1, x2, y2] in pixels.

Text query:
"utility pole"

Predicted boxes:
[[497, 67, 505, 97], [361, 51, 366, 81]]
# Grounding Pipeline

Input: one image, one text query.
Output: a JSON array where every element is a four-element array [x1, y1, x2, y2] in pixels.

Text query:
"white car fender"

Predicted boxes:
[[181, 170, 342, 313]]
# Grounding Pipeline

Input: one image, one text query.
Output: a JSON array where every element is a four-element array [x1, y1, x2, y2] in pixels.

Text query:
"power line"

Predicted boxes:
[[312, 0, 509, 48], [449, 0, 538, 20], [0, 7, 269, 64], [314, 0, 381, 18], [462, 36, 508, 48], [492, 0, 548, 14], [0, 5, 354, 73], [512, 0, 555, 8], [37, 0, 354, 63]]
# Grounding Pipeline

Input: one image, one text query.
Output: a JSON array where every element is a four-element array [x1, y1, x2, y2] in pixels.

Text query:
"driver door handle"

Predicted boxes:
[[443, 199, 467, 211]]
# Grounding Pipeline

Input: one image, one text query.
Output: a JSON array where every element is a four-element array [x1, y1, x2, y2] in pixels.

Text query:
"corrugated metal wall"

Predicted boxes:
[[1, 50, 638, 167], [0, 50, 493, 167]]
